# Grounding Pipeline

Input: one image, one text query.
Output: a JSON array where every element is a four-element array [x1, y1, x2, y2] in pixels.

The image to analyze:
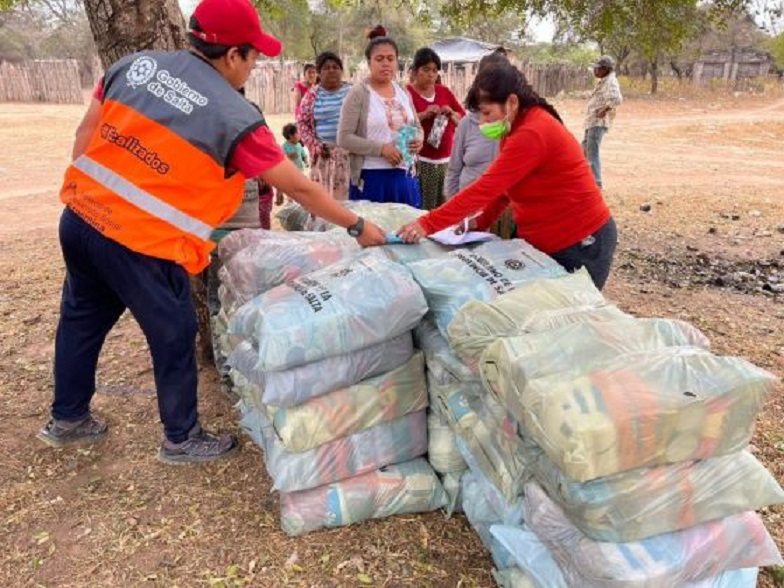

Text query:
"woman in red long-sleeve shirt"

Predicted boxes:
[[398, 62, 617, 289]]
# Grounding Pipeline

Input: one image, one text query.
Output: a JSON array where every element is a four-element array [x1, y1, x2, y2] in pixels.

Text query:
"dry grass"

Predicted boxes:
[[1, 93, 783, 587]]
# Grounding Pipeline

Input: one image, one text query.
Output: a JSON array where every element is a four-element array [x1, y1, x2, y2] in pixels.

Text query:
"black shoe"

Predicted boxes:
[[157, 424, 239, 465], [37, 415, 108, 448]]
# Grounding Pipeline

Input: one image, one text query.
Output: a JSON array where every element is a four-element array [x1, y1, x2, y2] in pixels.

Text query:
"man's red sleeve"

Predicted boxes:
[[93, 78, 104, 101], [229, 125, 286, 178]]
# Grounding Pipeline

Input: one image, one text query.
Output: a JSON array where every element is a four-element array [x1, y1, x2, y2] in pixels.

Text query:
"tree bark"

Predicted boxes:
[[82, 0, 187, 70], [81, 0, 213, 365]]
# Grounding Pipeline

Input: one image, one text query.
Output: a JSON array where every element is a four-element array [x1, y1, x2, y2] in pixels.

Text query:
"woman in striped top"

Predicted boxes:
[[297, 52, 353, 200]]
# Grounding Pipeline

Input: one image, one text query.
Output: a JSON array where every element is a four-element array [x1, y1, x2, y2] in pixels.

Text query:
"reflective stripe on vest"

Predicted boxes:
[[73, 155, 213, 241]]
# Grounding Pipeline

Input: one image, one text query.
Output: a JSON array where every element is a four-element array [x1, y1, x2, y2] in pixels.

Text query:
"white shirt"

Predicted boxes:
[[363, 83, 416, 170]]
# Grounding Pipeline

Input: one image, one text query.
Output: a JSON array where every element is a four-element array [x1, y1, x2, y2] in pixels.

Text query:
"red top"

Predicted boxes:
[[406, 84, 465, 161], [93, 80, 283, 178], [418, 107, 610, 254]]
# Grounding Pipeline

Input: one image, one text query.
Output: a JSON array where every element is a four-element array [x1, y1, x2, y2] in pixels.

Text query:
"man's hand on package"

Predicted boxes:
[[356, 220, 386, 247]]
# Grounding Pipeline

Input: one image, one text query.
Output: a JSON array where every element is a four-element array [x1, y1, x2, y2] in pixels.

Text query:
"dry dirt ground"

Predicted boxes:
[[1, 91, 783, 588]]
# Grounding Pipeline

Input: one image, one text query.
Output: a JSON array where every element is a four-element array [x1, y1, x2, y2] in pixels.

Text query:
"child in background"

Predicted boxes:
[[283, 123, 308, 171], [277, 124, 309, 205]]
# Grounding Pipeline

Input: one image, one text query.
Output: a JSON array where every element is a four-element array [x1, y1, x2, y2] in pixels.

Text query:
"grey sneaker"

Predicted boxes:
[[37, 415, 108, 448], [157, 424, 239, 465]]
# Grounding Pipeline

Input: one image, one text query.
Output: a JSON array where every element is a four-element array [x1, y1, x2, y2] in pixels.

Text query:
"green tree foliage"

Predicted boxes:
[[770, 31, 784, 68]]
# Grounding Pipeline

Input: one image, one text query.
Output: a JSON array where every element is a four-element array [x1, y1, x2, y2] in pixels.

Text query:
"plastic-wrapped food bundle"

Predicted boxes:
[[490, 524, 568, 588], [228, 332, 414, 407], [309, 200, 426, 233], [229, 250, 428, 371], [527, 442, 784, 542], [439, 470, 465, 516], [217, 227, 347, 262], [407, 240, 565, 335], [481, 318, 710, 402], [381, 240, 454, 266], [448, 269, 629, 366], [492, 567, 536, 588], [427, 372, 483, 429], [427, 410, 466, 474], [523, 482, 782, 587], [238, 401, 427, 492], [279, 458, 447, 536], [461, 469, 524, 570], [346, 200, 425, 232], [489, 524, 760, 588], [520, 347, 778, 481], [415, 319, 478, 384], [275, 200, 313, 231], [218, 230, 359, 305], [453, 392, 530, 501], [263, 352, 427, 452]]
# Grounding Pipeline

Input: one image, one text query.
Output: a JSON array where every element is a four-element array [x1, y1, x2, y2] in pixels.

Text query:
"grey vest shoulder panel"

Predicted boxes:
[[103, 51, 264, 170]]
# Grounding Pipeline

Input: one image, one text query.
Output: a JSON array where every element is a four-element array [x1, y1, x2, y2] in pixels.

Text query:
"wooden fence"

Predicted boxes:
[[0, 57, 589, 110], [244, 59, 591, 114], [0, 60, 83, 104]]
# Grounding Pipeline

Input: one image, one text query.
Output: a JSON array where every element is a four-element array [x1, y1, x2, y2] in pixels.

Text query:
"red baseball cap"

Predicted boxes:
[[191, 0, 282, 57]]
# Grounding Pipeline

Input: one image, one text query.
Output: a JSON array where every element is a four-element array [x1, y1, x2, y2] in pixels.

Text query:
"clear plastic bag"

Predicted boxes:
[[415, 319, 479, 385], [481, 317, 710, 404], [492, 567, 536, 588], [520, 347, 778, 481], [238, 401, 427, 492], [427, 410, 467, 474], [427, 114, 448, 149], [227, 332, 414, 407], [218, 230, 358, 306], [489, 524, 568, 588], [274, 200, 313, 231], [407, 240, 565, 335], [489, 524, 760, 588], [460, 469, 524, 570], [523, 481, 782, 587], [448, 268, 628, 367], [527, 442, 784, 542], [280, 458, 447, 536], [229, 250, 428, 371], [263, 352, 427, 452], [439, 470, 465, 517]]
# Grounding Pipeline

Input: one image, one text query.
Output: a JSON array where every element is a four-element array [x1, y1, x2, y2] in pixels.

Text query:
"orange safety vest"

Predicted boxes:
[[61, 51, 265, 274]]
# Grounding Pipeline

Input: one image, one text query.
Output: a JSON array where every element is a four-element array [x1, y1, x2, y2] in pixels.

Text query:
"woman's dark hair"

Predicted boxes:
[[465, 62, 563, 124], [304, 63, 316, 74], [367, 25, 387, 40], [364, 25, 398, 60], [188, 16, 253, 60], [282, 123, 298, 140], [477, 51, 508, 73], [412, 47, 441, 71], [316, 51, 343, 72]]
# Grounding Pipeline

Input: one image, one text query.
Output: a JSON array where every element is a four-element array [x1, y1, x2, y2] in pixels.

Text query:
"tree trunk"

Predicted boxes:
[[82, 0, 187, 70], [82, 0, 213, 365], [670, 59, 682, 81], [650, 59, 659, 94]]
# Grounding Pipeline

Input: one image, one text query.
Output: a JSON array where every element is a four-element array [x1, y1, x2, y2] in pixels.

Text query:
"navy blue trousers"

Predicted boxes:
[[53, 208, 198, 443], [551, 217, 618, 291]]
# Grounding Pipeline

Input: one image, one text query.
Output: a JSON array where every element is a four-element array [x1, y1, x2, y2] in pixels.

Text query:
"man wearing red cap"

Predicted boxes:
[[40, 0, 385, 464]]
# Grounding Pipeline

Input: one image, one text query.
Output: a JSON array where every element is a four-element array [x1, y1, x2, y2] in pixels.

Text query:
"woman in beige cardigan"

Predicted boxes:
[[337, 27, 424, 207]]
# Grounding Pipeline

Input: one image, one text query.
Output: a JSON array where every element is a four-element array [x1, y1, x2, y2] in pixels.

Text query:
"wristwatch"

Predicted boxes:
[[347, 216, 365, 237]]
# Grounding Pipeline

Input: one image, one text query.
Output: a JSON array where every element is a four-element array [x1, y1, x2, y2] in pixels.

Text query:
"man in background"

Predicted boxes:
[[582, 55, 623, 189]]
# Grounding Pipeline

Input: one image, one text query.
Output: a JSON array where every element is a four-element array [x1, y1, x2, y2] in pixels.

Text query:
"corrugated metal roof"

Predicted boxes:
[[429, 37, 502, 63]]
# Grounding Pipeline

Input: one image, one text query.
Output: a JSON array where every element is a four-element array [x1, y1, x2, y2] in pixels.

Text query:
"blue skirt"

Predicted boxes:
[[349, 168, 422, 208]]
